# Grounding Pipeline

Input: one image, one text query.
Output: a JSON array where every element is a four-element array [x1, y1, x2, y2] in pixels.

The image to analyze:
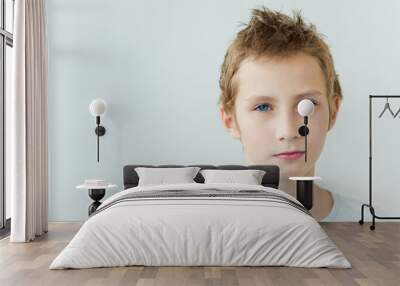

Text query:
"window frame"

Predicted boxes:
[[0, 0, 14, 233]]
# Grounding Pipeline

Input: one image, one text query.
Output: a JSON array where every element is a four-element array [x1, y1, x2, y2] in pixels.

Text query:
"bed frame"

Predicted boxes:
[[123, 165, 280, 189]]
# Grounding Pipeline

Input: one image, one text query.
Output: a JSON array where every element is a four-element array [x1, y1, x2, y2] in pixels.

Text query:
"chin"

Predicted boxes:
[[278, 164, 307, 177], [246, 156, 312, 175]]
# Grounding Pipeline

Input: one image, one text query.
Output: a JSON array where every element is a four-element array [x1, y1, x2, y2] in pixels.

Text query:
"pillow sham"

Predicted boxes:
[[135, 167, 201, 186], [200, 169, 266, 185]]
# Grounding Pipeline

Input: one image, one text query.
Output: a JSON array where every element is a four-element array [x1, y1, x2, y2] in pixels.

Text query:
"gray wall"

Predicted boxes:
[[47, 0, 400, 221]]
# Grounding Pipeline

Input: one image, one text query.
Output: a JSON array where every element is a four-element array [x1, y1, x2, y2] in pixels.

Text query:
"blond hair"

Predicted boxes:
[[219, 7, 342, 120]]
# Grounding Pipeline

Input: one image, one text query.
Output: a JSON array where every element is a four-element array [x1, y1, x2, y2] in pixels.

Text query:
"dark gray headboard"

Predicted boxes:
[[123, 165, 280, 189]]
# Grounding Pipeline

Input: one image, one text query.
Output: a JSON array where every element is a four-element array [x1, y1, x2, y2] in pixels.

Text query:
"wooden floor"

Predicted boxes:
[[0, 222, 399, 286]]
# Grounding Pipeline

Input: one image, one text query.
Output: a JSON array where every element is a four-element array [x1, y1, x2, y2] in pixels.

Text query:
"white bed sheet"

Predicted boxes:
[[50, 183, 351, 269]]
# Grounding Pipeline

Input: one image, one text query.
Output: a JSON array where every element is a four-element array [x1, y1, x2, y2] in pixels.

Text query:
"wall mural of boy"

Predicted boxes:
[[219, 7, 342, 221]]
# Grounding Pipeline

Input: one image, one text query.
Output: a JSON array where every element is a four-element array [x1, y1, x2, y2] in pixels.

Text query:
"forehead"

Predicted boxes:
[[235, 53, 327, 102]]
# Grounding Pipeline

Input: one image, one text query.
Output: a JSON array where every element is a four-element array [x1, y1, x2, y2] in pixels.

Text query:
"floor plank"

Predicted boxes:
[[0, 222, 399, 286]]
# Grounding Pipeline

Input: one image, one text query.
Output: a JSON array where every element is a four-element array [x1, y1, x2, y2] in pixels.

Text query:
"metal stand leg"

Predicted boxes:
[[359, 202, 399, 231], [359, 204, 376, 230], [369, 206, 376, 231], [359, 204, 366, 225]]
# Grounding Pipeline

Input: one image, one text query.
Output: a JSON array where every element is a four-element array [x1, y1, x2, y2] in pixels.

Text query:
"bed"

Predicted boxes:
[[49, 164, 351, 269]]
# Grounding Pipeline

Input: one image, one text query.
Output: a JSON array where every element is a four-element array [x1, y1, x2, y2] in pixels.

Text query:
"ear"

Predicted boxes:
[[328, 94, 341, 131], [220, 106, 241, 139]]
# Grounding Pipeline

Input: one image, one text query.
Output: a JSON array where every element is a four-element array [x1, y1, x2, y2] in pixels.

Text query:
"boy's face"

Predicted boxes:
[[221, 52, 340, 177]]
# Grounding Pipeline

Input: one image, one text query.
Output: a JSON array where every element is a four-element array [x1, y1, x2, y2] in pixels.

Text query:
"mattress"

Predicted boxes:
[[49, 183, 351, 269]]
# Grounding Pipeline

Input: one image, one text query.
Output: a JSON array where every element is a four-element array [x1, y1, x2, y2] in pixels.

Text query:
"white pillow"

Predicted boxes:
[[135, 167, 201, 186], [200, 169, 266, 185]]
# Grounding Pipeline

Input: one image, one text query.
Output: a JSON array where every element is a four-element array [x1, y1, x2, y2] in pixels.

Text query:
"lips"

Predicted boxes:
[[273, 151, 305, 160]]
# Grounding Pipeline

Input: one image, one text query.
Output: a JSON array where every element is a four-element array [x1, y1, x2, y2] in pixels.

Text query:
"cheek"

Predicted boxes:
[[236, 111, 275, 146], [308, 111, 329, 154]]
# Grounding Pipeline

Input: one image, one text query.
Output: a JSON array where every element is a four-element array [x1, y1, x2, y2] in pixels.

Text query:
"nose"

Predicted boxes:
[[276, 109, 302, 142]]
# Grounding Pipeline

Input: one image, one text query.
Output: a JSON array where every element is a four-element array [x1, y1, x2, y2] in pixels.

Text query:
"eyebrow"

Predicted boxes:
[[245, 90, 323, 101]]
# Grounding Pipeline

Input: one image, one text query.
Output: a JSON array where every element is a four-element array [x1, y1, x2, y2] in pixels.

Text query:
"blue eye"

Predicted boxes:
[[255, 103, 271, 112]]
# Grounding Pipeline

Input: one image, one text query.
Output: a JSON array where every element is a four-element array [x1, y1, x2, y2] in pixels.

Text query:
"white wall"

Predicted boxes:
[[47, 0, 400, 221]]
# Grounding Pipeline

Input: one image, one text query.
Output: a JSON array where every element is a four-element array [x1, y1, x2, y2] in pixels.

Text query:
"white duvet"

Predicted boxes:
[[50, 183, 351, 269]]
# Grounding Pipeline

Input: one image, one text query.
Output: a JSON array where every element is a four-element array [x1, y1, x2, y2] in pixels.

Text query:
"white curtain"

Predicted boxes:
[[8, 0, 48, 242]]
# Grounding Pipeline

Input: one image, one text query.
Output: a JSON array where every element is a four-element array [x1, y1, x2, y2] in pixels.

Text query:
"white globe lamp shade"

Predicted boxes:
[[89, 99, 107, 117], [297, 99, 314, 117]]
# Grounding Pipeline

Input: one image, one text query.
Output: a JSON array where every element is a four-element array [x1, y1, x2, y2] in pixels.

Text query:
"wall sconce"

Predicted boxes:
[[297, 99, 314, 163], [89, 99, 107, 162]]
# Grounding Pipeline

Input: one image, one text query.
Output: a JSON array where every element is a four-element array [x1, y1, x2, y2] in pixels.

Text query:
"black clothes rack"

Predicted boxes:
[[359, 95, 400, 230]]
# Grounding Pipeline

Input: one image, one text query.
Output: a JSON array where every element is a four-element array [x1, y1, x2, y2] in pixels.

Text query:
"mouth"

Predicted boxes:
[[273, 150, 305, 160]]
